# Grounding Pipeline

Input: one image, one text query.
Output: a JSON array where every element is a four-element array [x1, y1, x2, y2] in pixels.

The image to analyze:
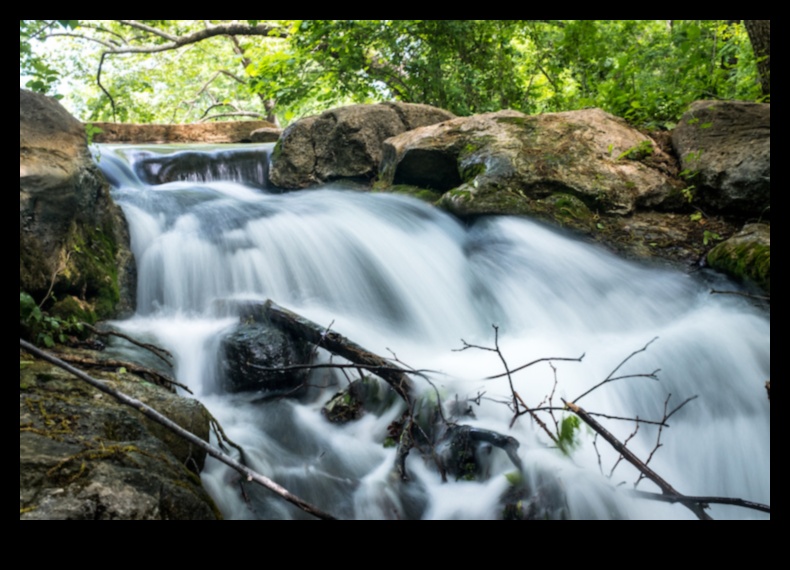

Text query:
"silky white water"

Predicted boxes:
[[97, 143, 770, 520]]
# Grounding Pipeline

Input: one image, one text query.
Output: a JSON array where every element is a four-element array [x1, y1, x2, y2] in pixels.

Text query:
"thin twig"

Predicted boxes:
[[563, 398, 712, 521], [82, 323, 173, 368], [609, 422, 640, 478], [574, 337, 659, 403], [484, 354, 584, 380], [96, 52, 116, 122], [248, 362, 437, 379], [54, 353, 191, 394], [626, 489, 769, 514], [710, 289, 770, 302]]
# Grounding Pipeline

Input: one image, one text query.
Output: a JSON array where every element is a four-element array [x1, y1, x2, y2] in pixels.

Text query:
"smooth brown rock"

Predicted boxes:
[[269, 102, 455, 188], [20, 89, 134, 318], [90, 120, 279, 144], [381, 108, 679, 217]]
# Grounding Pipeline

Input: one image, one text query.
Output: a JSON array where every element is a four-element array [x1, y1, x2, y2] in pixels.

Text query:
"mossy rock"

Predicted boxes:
[[707, 223, 770, 294], [374, 184, 444, 203], [20, 349, 219, 520]]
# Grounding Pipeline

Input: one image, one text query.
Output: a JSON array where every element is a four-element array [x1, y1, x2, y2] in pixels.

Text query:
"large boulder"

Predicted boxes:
[[707, 223, 770, 294], [672, 100, 770, 216], [380, 108, 679, 217], [20, 349, 219, 520], [20, 89, 135, 319], [90, 120, 281, 144], [269, 102, 455, 188]]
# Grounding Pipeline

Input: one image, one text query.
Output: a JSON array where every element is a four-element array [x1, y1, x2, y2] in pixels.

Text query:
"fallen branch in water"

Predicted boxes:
[[563, 399, 713, 520], [81, 323, 174, 368], [54, 352, 191, 395], [262, 300, 415, 406], [626, 489, 770, 514], [20, 339, 338, 521], [456, 326, 581, 439], [254, 305, 769, 518], [710, 289, 770, 303], [261, 301, 524, 483]]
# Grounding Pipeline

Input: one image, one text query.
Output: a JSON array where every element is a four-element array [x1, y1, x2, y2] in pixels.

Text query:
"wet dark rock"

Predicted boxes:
[[221, 321, 311, 395], [322, 376, 400, 423], [672, 100, 770, 217], [436, 424, 522, 481]]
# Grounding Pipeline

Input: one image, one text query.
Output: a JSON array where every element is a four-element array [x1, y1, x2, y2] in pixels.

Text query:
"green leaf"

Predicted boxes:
[[558, 414, 581, 454]]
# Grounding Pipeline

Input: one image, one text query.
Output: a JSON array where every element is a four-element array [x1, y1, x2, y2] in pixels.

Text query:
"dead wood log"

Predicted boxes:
[[261, 300, 415, 407], [81, 323, 174, 367], [55, 353, 191, 394]]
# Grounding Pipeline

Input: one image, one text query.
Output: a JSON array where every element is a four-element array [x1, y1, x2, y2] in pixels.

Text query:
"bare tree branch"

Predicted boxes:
[[81, 322, 173, 368], [483, 354, 585, 380], [574, 337, 659, 403], [117, 20, 179, 42], [53, 352, 191, 394], [100, 21, 288, 55], [710, 289, 770, 302], [627, 489, 770, 514], [96, 52, 116, 122], [198, 111, 267, 123], [45, 32, 119, 50], [262, 300, 414, 406], [563, 399, 713, 520]]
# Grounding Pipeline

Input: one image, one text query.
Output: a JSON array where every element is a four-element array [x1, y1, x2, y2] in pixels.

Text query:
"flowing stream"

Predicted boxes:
[[96, 143, 770, 520]]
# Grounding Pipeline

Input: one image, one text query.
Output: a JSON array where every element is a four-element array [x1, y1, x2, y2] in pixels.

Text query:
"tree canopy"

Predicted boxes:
[[20, 20, 769, 127]]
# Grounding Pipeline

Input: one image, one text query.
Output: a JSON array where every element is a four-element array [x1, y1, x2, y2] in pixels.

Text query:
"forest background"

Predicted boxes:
[[19, 20, 770, 129]]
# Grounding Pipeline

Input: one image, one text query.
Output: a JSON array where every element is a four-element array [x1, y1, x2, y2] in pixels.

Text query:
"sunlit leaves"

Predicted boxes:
[[21, 20, 764, 126]]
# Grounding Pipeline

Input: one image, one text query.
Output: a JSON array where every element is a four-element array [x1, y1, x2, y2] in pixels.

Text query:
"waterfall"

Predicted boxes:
[[97, 143, 770, 520]]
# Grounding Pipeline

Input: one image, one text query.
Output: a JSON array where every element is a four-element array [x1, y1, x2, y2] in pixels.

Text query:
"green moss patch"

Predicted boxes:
[[707, 236, 770, 293]]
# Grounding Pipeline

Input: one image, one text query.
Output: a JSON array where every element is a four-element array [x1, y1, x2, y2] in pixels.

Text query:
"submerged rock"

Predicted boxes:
[[20, 88, 135, 319], [707, 223, 770, 294], [672, 101, 770, 217], [20, 349, 219, 520], [269, 102, 455, 188], [322, 376, 400, 423]]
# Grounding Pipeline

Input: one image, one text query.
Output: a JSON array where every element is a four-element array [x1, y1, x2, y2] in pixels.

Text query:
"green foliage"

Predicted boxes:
[[617, 140, 654, 161], [22, 20, 765, 127], [84, 123, 103, 145], [557, 414, 581, 455], [20, 20, 78, 95], [703, 230, 723, 246], [20, 292, 84, 347]]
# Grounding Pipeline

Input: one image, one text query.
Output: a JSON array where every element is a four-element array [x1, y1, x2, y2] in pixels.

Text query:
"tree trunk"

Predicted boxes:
[[744, 20, 770, 97]]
